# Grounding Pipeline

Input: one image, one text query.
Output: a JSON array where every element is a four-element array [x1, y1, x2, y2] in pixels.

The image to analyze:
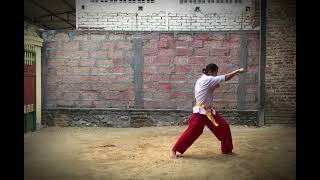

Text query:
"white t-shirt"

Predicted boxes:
[[192, 74, 226, 115]]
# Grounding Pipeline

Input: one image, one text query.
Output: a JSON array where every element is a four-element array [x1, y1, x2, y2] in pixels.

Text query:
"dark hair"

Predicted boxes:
[[202, 63, 218, 75]]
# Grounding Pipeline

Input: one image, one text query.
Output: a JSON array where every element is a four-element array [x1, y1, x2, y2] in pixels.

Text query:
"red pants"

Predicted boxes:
[[172, 112, 233, 154]]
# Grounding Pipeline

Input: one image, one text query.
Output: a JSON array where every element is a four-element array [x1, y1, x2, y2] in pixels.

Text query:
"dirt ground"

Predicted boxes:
[[24, 125, 296, 180]]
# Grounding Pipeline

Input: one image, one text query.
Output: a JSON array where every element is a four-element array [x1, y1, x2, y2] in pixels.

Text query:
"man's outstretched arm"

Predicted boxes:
[[225, 68, 245, 81]]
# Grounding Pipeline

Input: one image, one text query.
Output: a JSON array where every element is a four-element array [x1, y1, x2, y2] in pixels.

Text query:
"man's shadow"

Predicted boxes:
[[177, 152, 239, 161]]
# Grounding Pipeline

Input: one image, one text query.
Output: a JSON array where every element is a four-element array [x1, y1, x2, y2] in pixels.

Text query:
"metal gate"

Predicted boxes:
[[24, 44, 36, 132]]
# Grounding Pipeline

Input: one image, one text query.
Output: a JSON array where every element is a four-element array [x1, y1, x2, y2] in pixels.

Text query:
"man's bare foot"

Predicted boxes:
[[170, 150, 177, 159]]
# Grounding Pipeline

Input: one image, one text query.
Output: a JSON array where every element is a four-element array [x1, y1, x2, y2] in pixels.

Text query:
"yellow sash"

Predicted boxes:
[[194, 104, 219, 126]]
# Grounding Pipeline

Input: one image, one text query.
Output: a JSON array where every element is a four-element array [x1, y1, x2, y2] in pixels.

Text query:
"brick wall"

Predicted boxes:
[[265, 0, 296, 124], [42, 31, 259, 112], [76, 0, 255, 31]]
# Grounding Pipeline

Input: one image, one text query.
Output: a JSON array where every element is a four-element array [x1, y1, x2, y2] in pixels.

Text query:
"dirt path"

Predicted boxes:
[[24, 125, 296, 180]]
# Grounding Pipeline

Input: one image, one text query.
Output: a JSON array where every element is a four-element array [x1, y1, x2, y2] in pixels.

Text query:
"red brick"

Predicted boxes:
[[143, 82, 156, 90], [175, 65, 192, 74], [192, 40, 204, 48], [158, 41, 168, 48], [81, 42, 97, 50], [158, 65, 174, 73], [123, 50, 133, 58], [54, 32, 70, 42], [154, 56, 171, 64], [47, 76, 63, 83], [210, 33, 225, 41], [90, 34, 106, 41], [113, 58, 132, 65], [96, 59, 113, 67], [194, 33, 209, 40], [109, 100, 132, 108], [176, 48, 193, 56], [229, 34, 241, 42], [90, 51, 108, 59], [248, 47, 259, 56], [143, 91, 154, 98], [159, 48, 175, 57], [86, 76, 99, 81], [170, 92, 193, 99], [229, 41, 240, 48], [160, 33, 174, 41], [93, 101, 109, 108], [143, 48, 158, 56], [153, 92, 170, 99], [63, 75, 87, 83], [189, 56, 206, 64], [48, 59, 65, 67], [170, 74, 187, 81], [149, 40, 159, 48], [63, 41, 80, 50], [173, 56, 188, 65], [206, 56, 223, 66], [79, 59, 96, 67], [158, 100, 176, 109], [153, 74, 169, 81], [210, 48, 229, 56], [117, 74, 132, 82], [126, 34, 133, 41], [194, 48, 209, 56], [159, 83, 172, 91], [143, 101, 159, 109], [109, 33, 126, 41], [142, 32, 157, 40], [64, 59, 79, 67], [230, 48, 239, 58], [109, 83, 129, 91], [102, 91, 119, 100], [47, 41, 60, 49], [99, 41, 114, 50], [108, 50, 124, 59], [248, 40, 259, 49], [74, 101, 94, 108], [56, 100, 74, 107], [81, 92, 99, 100], [143, 65, 157, 73], [208, 41, 222, 49], [177, 34, 193, 41], [48, 50, 70, 59], [172, 82, 194, 90], [167, 41, 176, 49], [116, 41, 132, 50], [80, 83, 92, 91], [192, 65, 205, 74], [73, 67, 90, 75], [176, 41, 188, 47], [63, 92, 80, 100], [73, 34, 88, 41], [109, 66, 126, 73], [144, 56, 155, 64], [126, 67, 134, 75], [143, 74, 153, 81], [176, 100, 193, 110], [71, 51, 89, 59]]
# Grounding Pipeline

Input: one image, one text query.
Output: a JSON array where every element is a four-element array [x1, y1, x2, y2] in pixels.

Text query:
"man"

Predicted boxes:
[[170, 63, 245, 158]]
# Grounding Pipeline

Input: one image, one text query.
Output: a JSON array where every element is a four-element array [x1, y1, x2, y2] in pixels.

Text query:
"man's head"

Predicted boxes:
[[202, 63, 218, 76]]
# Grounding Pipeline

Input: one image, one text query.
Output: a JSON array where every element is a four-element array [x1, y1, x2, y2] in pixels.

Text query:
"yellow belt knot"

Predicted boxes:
[[194, 104, 219, 126]]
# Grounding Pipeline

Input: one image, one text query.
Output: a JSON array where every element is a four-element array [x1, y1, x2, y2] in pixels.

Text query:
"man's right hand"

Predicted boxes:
[[238, 68, 245, 73]]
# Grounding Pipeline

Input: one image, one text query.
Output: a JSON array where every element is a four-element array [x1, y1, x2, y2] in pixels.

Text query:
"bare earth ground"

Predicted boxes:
[[24, 125, 296, 180]]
